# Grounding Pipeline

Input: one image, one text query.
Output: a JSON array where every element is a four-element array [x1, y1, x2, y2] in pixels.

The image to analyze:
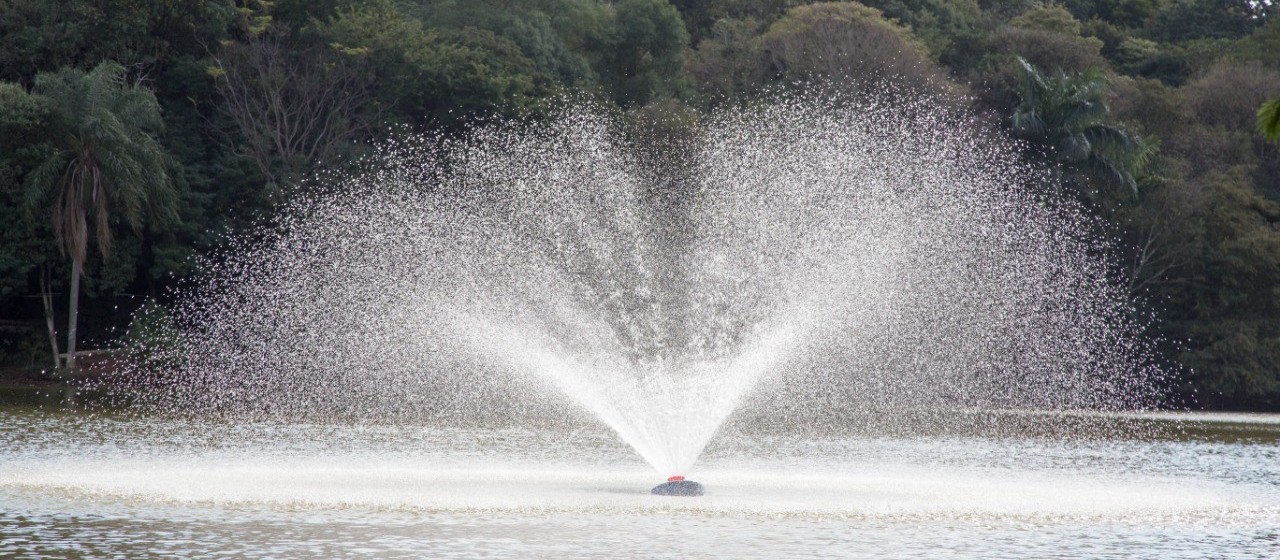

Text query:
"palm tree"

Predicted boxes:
[[1010, 57, 1150, 202], [1259, 98, 1280, 142], [23, 62, 178, 371]]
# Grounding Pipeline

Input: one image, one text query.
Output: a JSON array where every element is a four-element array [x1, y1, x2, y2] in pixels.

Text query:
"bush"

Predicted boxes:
[[757, 2, 956, 98], [123, 299, 184, 374]]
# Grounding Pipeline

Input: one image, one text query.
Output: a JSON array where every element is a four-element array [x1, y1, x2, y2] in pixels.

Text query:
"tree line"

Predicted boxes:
[[0, 0, 1277, 409]]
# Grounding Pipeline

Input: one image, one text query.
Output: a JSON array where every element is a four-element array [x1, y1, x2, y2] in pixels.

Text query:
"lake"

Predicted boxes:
[[2, 404, 1277, 558]]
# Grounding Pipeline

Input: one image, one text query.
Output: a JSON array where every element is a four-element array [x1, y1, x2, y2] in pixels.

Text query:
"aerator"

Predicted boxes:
[[650, 475, 704, 496]]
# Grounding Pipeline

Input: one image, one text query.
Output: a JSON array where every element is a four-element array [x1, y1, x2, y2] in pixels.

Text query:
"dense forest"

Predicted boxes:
[[0, 0, 1277, 409]]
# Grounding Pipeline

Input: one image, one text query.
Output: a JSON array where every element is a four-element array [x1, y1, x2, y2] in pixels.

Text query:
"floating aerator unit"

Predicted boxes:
[[651, 475, 704, 496]]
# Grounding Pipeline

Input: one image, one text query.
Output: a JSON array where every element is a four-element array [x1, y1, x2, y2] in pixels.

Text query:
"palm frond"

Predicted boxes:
[[1082, 123, 1139, 151], [1058, 134, 1091, 162], [22, 151, 69, 211], [1010, 108, 1047, 136], [26, 60, 180, 262], [1258, 98, 1280, 142], [1059, 99, 1106, 132], [1084, 153, 1137, 198]]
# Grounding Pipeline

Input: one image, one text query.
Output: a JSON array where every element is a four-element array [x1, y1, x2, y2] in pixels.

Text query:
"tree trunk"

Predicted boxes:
[[142, 225, 156, 297], [40, 264, 60, 369], [66, 258, 82, 371]]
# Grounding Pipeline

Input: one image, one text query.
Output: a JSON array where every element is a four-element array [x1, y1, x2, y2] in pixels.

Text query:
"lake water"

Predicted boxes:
[[2, 405, 1277, 559]]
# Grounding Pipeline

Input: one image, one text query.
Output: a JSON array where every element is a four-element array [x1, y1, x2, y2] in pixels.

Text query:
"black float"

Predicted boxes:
[[650, 475, 704, 496]]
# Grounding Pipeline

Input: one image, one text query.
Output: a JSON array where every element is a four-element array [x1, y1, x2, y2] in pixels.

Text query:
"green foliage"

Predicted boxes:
[[671, 0, 799, 43], [0, 0, 84, 82], [856, 0, 987, 72], [1259, 98, 1280, 142], [1066, 0, 1158, 28], [23, 62, 179, 265], [1147, 0, 1268, 43], [1011, 58, 1148, 202], [269, 0, 355, 28], [687, 17, 768, 102], [1111, 59, 1280, 408], [972, 4, 1108, 111], [602, 0, 692, 106], [12, 61, 181, 370], [412, 0, 599, 86], [321, 4, 547, 128], [1167, 169, 1280, 407], [0, 0, 1277, 406], [757, 2, 953, 98], [0, 0, 235, 82], [1108, 36, 1190, 84], [987, 5, 1107, 74], [0, 82, 54, 299], [1010, 4, 1083, 34], [1184, 62, 1280, 134], [123, 298, 184, 372], [1238, 19, 1280, 70]]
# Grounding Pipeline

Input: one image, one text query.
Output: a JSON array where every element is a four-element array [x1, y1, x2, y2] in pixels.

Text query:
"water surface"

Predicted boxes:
[[2, 407, 1277, 559]]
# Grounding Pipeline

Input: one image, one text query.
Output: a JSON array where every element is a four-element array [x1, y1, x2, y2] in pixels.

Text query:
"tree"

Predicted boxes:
[[22, 62, 178, 370], [320, 4, 546, 130], [990, 4, 1107, 73], [757, 2, 956, 99], [1165, 168, 1280, 408], [858, 0, 987, 72], [1179, 61, 1280, 196], [1059, 0, 1158, 29], [602, 0, 692, 106], [687, 17, 768, 102], [0, 0, 236, 83], [408, 0, 599, 87], [1010, 57, 1149, 203], [208, 25, 375, 190], [970, 4, 1111, 110], [0, 81, 59, 368], [1113, 59, 1280, 408], [1148, 0, 1269, 43], [1258, 98, 1280, 142]]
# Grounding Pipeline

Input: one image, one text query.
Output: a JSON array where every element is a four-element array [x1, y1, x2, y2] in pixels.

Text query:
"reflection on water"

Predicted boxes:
[[2, 406, 1278, 559]]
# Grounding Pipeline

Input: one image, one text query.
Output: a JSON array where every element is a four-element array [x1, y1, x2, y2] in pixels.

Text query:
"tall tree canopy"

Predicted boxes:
[[22, 62, 178, 369], [1011, 58, 1149, 203], [0, 0, 1276, 409]]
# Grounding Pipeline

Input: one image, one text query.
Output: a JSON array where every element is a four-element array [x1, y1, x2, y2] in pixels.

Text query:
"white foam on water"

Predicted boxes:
[[4, 412, 1276, 558], [2, 448, 1271, 523]]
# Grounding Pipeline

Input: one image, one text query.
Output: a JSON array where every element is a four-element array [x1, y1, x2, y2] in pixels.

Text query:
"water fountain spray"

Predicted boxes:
[[107, 91, 1169, 495]]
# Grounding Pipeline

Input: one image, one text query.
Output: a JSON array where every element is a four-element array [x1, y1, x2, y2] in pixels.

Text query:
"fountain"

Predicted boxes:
[[651, 475, 705, 497], [7, 92, 1276, 557], [104, 92, 1169, 493]]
